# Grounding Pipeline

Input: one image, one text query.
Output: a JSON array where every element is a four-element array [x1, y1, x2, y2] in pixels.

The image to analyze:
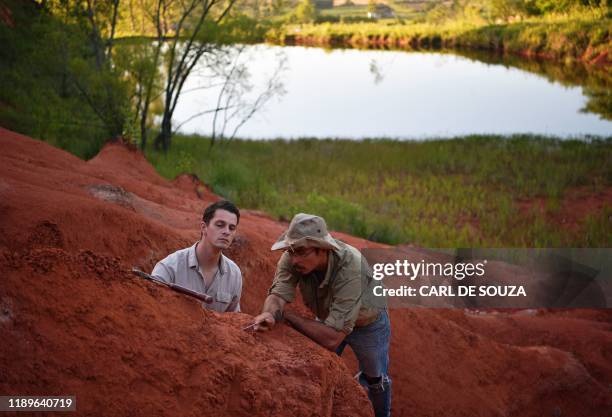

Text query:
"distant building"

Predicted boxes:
[[367, 3, 394, 19]]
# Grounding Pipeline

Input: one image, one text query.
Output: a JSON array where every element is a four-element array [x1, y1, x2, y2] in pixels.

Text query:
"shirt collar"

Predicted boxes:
[[218, 254, 228, 276], [188, 241, 227, 276], [188, 242, 199, 269], [318, 250, 337, 289]]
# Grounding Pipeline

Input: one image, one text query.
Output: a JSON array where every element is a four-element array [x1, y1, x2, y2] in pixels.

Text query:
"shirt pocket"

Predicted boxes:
[[216, 291, 234, 304]]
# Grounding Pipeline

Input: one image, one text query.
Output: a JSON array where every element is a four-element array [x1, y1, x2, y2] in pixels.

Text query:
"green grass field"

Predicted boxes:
[[145, 135, 612, 248]]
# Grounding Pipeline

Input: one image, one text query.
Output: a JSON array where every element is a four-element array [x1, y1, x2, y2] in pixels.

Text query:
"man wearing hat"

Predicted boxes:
[[252, 213, 392, 417]]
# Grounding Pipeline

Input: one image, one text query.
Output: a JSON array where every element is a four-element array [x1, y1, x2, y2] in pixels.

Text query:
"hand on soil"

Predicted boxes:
[[251, 312, 276, 332]]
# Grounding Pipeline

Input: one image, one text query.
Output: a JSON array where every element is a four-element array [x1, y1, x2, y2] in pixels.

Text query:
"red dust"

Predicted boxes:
[[516, 187, 612, 233], [0, 127, 610, 417]]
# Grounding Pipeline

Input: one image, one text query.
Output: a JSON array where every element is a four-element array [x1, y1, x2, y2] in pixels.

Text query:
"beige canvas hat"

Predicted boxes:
[[271, 213, 340, 251]]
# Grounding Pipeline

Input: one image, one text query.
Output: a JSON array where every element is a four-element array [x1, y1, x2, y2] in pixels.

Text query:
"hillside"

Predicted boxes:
[[1, 127, 611, 416]]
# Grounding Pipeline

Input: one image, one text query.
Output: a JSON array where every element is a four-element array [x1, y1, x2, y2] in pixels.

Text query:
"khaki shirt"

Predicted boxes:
[[152, 242, 242, 312], [269, 239, 383, 334]]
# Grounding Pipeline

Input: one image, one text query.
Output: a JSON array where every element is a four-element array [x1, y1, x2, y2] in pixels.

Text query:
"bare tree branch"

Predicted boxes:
[[174, 105, 236, 131]]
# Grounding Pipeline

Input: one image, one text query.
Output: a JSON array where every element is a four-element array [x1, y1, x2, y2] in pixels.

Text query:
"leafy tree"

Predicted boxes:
[[0, 0, 129, 157], [535, 0, 608, 13], [112, 0, 282, 151], [289, 0, 318, 23], [43, 0, 128, 138], [112, 40, 164, 150], [269, 0, 286, 15], [367, 0, 376, 14], [489, 0, 529, 19], [488, 0, 607, 18]]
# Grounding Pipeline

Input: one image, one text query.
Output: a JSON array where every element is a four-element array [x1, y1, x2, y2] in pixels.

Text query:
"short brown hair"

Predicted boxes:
[[202, 200, 240, 225]]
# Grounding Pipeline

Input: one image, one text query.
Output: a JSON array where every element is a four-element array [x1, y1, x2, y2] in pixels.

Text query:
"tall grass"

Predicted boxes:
[[146, 135, 612, 248]]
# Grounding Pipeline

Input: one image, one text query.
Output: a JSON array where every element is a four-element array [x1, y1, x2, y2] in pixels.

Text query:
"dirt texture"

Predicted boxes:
[[1, 127, 611, 417]]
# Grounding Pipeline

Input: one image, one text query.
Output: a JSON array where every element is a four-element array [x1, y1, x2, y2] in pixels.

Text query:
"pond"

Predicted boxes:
[[174, 44, 612, 140]]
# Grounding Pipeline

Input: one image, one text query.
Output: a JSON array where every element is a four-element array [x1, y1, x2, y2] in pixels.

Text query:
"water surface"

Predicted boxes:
[[175, 45, 612, 139]]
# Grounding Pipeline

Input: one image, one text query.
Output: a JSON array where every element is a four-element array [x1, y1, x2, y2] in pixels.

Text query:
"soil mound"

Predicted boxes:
[[1, 127, 610, 416]]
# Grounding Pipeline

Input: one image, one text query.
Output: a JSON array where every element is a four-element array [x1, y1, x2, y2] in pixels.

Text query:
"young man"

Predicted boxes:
[[152, 200, 242, 312], [252, 213, 392, 417]]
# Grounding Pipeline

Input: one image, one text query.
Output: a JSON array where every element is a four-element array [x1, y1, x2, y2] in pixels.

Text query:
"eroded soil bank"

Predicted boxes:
[[1, 127, 610, 416]]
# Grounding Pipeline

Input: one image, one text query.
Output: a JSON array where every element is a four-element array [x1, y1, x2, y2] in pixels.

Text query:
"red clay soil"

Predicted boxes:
[[1, 127, 611, 417], [516, 187, 612, 233]]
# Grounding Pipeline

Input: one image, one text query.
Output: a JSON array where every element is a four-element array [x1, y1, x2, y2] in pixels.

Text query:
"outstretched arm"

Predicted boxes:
[[284, 311, 345, 352], [252, 294, 287, 331]]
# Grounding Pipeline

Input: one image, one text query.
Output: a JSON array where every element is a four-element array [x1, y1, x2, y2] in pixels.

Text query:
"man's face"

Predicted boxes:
[[288, 246, 327, 275], [201, 209, 238, 250]]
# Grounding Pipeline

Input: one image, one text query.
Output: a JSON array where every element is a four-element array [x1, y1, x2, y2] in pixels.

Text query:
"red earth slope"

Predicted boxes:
[[1, 127, 610, 417]]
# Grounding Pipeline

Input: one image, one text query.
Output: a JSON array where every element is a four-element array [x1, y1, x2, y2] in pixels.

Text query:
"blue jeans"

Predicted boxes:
[[336, 310, 392, 417]]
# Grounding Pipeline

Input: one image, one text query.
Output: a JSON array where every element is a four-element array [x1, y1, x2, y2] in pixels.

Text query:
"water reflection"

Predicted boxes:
[[369, 59, 386, 84], [175, 45, 612, 139], [179, 45, 287, 143], [453, 49, 611, 121]]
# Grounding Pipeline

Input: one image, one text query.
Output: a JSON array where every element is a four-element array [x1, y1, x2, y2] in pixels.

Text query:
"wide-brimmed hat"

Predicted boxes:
[[271, 213, 340, 251]]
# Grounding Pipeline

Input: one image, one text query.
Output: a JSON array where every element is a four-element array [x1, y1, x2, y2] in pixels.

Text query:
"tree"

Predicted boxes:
[[148, 0, 241, 152], [1, 0, 127, 157], [42, 0, 129, 139], [290, 0, 317, 23], [489, 0, 527, 19], [41, 0, 284, 151], [367, 0, 376, 14], [534, 0, 607, 13], [166, 43, 286, 148], [113, 40, 164, 150], [205, 45, 286, 146]]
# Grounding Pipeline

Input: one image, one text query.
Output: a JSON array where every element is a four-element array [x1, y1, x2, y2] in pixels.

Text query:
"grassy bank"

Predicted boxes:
[[146, 135, 612, 248], [266, 12, 611, 63]]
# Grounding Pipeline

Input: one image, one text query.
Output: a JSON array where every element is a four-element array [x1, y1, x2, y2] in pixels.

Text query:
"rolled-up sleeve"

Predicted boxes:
[[268, 253, 299, 303], [323, 261, 362, 334]]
